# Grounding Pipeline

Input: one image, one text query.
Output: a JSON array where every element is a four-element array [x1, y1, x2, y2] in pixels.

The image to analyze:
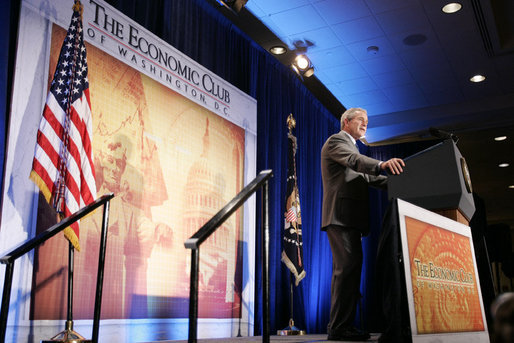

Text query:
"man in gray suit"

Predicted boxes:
[[321, 107, 405, 341]]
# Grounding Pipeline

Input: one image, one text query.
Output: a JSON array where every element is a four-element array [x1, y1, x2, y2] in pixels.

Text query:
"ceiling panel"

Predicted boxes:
[[315, 71, 336, 87], [345, 89, 390, 106], [254, 15, 288, 38], [424, 86, 464, 106], [244, 1, 267, 17], [361, 54, 407, 75], [308, 46, 355, 68], [245, 0, 309, 15], [494, 56, 514, 93], [364, 0, 417, 14], [265, 5, 326, 37], [345, 37, 396, 61], [375, 4, 432, 35], [399, 48, 448, 71], [460, 78, 503, 100], [360, 101, 396, 117], [332, 16, 384, 44], [312, 0, 371, 25], [338, 76, 379, 95], [382, 83, 428, 108], [408, 60, 455, 84], [371, 69, 415, 88], [422, 0, 476, 33], [326, 85, 349, 101], [446, 51, 491, 77], [287, 27, 341, 51], [324, 63, 369, 83], [416, 75, 459, 94]]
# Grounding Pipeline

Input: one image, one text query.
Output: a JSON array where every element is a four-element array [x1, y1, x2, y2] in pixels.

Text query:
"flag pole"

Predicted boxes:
[[37, 1, 93, 342], [277, 114, 305, 336], [42, 241, 90, 342], [277, 272, 306, 335]]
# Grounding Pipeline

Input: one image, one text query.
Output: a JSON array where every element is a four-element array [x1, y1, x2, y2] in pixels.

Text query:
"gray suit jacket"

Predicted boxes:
[[321, 131, 387, 235]]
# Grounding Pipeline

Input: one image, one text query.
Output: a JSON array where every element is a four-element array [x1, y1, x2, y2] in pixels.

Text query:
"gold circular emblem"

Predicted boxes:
[[460, 157, 472, 193]]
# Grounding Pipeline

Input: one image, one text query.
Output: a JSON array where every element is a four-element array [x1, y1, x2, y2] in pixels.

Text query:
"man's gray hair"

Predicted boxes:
[[340, 108, 367, 129]]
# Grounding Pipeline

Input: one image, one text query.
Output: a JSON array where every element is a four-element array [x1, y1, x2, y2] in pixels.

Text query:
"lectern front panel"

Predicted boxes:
[[388, 139, 475, 221]]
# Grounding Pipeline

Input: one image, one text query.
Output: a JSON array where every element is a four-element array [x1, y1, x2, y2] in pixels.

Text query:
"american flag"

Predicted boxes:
[[30, 0, 96, 251], [281, 117, 306, 286]]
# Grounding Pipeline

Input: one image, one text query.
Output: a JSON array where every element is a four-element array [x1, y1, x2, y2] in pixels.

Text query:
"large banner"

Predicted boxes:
[[1, 0, 256, 333], [397, 199, 489, 343]]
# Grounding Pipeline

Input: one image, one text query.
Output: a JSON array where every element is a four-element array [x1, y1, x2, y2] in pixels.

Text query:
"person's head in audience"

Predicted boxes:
[[491, 292, 514, 343]]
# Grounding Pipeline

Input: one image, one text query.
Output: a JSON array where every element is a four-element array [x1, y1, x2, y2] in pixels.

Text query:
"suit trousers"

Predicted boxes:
[[326, 225, 363, 335]]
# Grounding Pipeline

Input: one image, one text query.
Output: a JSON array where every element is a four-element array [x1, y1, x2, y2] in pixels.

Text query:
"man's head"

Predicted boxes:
[[341, 107, 368, 140], [102, 138, 128, 191]]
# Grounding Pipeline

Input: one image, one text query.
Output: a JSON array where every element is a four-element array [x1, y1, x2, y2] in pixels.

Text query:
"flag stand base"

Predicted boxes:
[[277, 319, 306, 336], [41, 320, 91, 343]]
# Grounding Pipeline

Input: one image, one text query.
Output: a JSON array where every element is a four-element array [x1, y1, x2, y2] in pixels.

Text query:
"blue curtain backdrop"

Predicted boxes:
[[0, 0, 16, 212], [0, 0, 444, 336]]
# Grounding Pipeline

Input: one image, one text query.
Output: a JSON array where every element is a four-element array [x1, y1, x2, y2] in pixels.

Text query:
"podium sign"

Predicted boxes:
[[397, 199, 489, 342], [388, 139, 475, 222]]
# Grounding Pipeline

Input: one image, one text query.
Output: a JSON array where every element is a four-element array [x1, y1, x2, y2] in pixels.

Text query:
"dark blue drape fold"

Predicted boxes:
[[0, 0, 17, 209]]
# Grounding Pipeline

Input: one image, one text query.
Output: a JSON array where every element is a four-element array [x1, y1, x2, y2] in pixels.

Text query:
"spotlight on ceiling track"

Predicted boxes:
[[292, 54, 314, 78], [217, 0, 248, 13]]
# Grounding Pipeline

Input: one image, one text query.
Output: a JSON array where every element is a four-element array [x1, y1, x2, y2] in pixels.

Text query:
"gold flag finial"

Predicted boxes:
[[73, 0, 84, 18], [287, 113, 296, 133]]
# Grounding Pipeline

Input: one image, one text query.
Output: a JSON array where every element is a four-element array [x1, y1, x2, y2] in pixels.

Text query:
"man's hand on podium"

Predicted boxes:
[[381, 158, 405, 175]]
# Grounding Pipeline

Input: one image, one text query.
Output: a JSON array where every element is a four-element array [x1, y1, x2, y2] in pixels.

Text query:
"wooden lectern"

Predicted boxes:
[[388, 138, 475, 225]]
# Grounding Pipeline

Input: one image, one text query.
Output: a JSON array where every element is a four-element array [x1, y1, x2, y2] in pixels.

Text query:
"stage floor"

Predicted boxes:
[[146, 333, 380, 342]]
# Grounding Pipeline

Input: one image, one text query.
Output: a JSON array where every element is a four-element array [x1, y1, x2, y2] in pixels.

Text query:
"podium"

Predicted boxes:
[[387, 138, 475, 224], [378, 140, 491, 343]]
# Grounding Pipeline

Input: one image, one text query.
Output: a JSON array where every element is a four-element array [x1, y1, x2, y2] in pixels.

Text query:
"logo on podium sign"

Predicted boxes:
[[397, 199, 489, 343]]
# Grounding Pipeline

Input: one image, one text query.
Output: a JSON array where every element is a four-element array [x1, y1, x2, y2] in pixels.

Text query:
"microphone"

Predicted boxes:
[[429, 127, 459, 143]]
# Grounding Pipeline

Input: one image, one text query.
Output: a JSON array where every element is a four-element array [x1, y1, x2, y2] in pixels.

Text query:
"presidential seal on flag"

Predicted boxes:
[[281, 114, 306, 286]]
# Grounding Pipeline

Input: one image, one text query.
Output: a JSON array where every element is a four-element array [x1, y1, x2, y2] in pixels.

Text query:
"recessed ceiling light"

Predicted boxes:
[[509, 185, 514, 189], [470, 74, 485, 82], [442, 3, 462, 13], [494, 136, 507, 141], [499, 163, 510, 168], [269, 45, 286, 55]]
